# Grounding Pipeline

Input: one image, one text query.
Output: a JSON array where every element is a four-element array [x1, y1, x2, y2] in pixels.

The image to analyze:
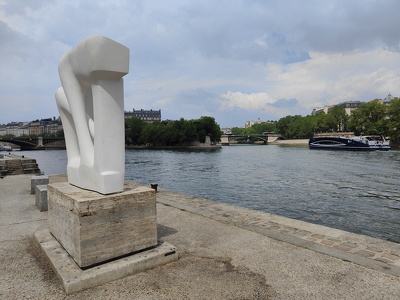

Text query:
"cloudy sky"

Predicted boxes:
[[1, 0, 400, 128]]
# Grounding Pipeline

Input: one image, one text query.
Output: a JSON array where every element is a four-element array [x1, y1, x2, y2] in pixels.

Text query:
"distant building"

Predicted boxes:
[[313, 101, 364, 116], [312, 94, 398, 117], [0, 125, 5, 136], [221, 127, 232, 134], [124, 109, 161, 123], [0, 118, 62, 137], [245, 116, 262, 128], [335, 101, 365, 116], [44, 118, 63, 135], [28, 120, 44, 136], [383, 93, 394, 103], [312, 105, 333, 115]]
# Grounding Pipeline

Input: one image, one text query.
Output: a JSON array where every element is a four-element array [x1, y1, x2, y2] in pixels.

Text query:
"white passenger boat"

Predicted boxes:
[[309, 136, 390, 151]]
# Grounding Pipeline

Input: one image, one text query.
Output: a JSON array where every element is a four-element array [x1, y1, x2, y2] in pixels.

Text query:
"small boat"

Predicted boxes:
[[0, 145, 13, 151], [309, 135, 390, 151]]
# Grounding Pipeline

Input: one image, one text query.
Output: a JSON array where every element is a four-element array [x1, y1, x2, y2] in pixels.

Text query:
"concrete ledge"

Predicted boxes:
[[156, 189, 400, 276], [35, 184, 48, 211], [34, 228, 179, 294]]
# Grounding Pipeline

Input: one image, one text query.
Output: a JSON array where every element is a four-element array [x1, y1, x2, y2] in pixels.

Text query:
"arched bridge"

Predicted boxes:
[[220, 134, 285, 145], [0, 137, 66, 150]]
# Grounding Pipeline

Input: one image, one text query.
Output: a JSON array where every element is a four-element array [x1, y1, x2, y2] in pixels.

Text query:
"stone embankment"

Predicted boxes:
[[0, 153, 41, 176], [157, 189, 400, 273], [269, 139, 309, 145], [1, 174, 400, 299]]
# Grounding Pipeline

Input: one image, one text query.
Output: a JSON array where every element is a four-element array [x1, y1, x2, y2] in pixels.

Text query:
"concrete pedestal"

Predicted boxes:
[[34, 229, 178, 294], [35, 184, 48, 211], [48, 181, 158, 268], [31, 175, 49, 194]]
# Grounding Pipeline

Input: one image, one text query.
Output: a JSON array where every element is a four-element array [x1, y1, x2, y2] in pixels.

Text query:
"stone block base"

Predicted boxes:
[[48, 181, 158, 268], [34, 229, 178, 294], [31, 175, 49, 194], [35, 184, 48, 211]]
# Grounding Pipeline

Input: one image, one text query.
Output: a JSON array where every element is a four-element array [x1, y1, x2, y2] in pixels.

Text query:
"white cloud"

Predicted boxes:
[[265, 49, 400, 108], [216, 48, 400, 121], [220, 92, 276, 110], [154, 97, 172, 106], [1, 0, 400, 127]]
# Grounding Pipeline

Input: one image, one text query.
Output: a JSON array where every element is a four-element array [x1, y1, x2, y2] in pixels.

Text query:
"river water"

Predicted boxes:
[[16, 145, 400, 243]]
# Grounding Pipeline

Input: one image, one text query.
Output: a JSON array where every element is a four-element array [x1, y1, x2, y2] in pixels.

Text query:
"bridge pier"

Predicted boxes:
[[220, 136, 230, 146], [38, 137, 44, 147]]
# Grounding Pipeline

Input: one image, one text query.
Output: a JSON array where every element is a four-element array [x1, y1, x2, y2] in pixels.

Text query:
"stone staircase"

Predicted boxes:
[[5, 159, 24, 175], [0, 155, 41, 176], [0, 160, 7, 176], [21, 158, 41, 174]]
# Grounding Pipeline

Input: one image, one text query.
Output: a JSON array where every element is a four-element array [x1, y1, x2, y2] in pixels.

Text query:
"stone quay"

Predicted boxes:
[[1, 174, 400, 299]]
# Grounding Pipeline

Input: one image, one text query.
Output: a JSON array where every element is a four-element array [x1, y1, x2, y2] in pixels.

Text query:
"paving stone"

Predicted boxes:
[[366, 246, 382, 253], [311, 234, 325, 239], [259, 223, 272, 228], [375, 257, 394, 264], [307, 237, 318, 242], [298, 230, 311, 236], [355, 250, 375, 258], [381, 253, 400, 261], [267, 226, 280, 230], [283, 225, 295, 231], [327, 237, 341, 242], [248, 218, 260, 222], [292, 231, 308, 237], [249, 221, 261, 225], [321, 240, 335, 246], [340, 242, 358, 249], [333, 245, 352, 252]]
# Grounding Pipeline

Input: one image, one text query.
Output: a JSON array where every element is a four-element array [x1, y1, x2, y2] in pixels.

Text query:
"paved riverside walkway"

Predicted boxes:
[[1, 174, 400, 299], [156, 189, 400, 273]]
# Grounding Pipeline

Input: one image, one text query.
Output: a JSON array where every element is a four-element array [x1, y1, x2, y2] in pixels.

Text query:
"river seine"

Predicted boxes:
[[17, 145, 400, 243]]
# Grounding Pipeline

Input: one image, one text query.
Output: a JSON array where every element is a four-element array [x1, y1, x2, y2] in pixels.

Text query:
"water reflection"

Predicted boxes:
[[125, 146, 399, 243], [17, 146, 400, 243]]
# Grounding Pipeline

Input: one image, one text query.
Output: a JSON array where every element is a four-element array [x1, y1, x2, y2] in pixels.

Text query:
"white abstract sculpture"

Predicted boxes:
[[56, 35, 129, 194]]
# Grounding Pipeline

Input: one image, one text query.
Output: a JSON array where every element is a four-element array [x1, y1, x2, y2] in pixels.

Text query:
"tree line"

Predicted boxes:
[[125, 116, 222, 146], [232, 98, 400, 144]]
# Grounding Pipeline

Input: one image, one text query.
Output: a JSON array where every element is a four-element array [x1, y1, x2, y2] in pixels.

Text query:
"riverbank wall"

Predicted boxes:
[[1, 173, 400, 298], [126, 145, 222, 150], [269, 139, 309, 145]]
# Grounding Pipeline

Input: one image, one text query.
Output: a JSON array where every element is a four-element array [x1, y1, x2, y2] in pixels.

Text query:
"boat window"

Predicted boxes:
[[314, 141, 343, 145]]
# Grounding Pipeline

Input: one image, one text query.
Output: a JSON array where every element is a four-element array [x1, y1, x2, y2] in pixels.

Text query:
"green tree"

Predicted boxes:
[[295, 115, 316, 138], [56, 129, 64, 137], [231, 122, 277, 135], [329, 105, 348, 132], [125, 117, 147, 145], [387, 97, 400, 143], [313, 112, 330, 133], [231, 127, 246, 135], [139, 117, 221, 146], [348, 101, 388, 135], [193, 116, 221, 143], [276, 115, 302, 138]]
